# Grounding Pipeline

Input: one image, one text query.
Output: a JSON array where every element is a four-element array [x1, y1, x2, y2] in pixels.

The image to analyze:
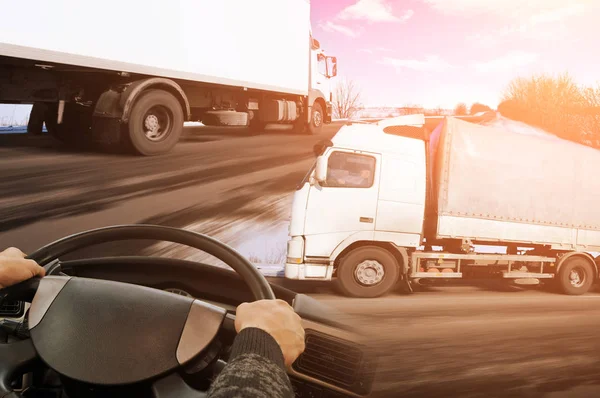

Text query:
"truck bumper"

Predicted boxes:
[[285, 262, 333, 281], [285, 235, 333, 280]]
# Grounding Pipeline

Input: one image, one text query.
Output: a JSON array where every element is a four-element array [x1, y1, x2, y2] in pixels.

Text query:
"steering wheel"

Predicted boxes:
[[0, 224, 276, 398]]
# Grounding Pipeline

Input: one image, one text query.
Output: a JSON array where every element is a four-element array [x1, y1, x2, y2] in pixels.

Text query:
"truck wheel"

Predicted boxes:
[[307, 102, 324, 135], [202, 110, 248, 126], [335, 246, 400, 298], [126, 89, 183, 156], [557, 257, 595, 295]]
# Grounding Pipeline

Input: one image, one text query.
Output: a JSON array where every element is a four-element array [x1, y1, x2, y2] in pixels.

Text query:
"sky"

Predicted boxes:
[[2, 0, 600, 122], [313, 0, 600, 109]]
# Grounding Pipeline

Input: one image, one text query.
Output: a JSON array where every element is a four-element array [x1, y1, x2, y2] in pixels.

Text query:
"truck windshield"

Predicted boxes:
[[325, 151, 375, 188]]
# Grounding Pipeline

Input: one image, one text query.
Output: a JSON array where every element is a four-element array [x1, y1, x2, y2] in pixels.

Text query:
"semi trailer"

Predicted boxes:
[[285, 114, 600, 297], [0, 0, 337, 155]]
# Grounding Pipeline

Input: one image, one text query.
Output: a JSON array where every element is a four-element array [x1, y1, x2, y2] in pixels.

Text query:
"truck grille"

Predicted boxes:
[[293, 329, 374, 395], [0, 300, 25, 317]]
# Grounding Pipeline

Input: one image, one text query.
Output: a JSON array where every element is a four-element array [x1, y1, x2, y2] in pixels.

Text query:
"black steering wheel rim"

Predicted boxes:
[[0, 224, 276, 398], [28, 224, 275, 300]]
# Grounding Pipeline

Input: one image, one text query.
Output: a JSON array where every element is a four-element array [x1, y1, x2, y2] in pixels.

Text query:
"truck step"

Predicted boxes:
[[412, 272, 463, 279], [502, 272, 554, 279]]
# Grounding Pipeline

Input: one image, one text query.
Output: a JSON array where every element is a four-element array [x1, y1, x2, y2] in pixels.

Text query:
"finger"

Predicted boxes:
[[2, 247, 27, 258], [21, 259, 45, 278]]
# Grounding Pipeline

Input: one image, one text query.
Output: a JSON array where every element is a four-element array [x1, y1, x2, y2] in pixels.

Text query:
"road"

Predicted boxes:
[[313, 284, 600, 398], [0, 124, 337, 264], [3, 124, 600, 397]]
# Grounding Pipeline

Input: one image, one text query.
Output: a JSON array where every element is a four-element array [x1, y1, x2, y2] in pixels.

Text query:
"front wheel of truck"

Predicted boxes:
[[307, 102, 324, 135], [557, 257, 595, 295], [125, 89, 183, 156], [335, 246, 399, 298]]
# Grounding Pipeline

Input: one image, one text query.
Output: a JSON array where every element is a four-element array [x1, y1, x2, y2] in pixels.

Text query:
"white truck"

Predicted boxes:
[[285, 114, 600, 297], [0, 0, 336, 155]]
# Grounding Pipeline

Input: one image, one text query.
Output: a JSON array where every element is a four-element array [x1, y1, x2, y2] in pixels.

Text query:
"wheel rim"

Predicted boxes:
[[313, 110, 323, 128], [143, 105, 172, 141], [569, 267, 586, 288], [354, 260, 385, 286]]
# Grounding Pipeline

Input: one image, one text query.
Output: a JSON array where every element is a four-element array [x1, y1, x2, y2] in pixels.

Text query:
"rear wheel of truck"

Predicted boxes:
[[126, 89, 183, 156], [307, 102, 324, 135], [557, 257, 595, 295], [335, 246, 399, 298]]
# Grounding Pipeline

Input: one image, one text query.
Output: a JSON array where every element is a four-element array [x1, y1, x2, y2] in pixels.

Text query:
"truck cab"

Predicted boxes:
[[308, 37, 337, 129], [285, 115, 428, 296]]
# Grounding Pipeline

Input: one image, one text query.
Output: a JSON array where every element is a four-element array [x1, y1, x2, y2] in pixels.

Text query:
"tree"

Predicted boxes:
[[454, 103, 468, 116], [469, 103, 492, 115], [432, 106, 445, 116], [333, 78, 362, 119], [496, 73, 600, 147]]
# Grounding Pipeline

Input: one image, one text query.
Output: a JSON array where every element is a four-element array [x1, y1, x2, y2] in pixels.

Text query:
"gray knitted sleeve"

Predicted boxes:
[[207, 327, 295, 398]]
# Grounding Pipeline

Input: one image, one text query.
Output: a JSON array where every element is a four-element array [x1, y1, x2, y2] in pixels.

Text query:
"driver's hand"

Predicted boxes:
[[235, 299, 305, 367], [0, 247, 45, 289]]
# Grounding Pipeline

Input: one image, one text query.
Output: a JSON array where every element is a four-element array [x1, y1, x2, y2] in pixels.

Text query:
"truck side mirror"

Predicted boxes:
[[313, 139, 333, 157], [326, 56, 337, 78], [315, 156, 328, 183]]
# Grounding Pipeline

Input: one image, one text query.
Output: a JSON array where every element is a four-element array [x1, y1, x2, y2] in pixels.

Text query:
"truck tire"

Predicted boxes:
[[202, 110, 248, 126], [556, 257, 595, 295], [307, 102, 324, 135], [126, 89, 183, 156], [335, 246, 400, 298]]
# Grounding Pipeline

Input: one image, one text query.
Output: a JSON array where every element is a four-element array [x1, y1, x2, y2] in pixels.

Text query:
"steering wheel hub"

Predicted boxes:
[[28, 276, 225, 385]]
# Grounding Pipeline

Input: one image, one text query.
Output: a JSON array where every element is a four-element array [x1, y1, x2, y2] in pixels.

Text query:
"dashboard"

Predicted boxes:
[[0, 258, 376, 398]]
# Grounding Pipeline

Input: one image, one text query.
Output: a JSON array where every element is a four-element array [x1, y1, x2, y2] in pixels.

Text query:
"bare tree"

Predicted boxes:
[[454, 103, 468, 116], [333, 78, 362, 119], [432, 106, 445, 116]]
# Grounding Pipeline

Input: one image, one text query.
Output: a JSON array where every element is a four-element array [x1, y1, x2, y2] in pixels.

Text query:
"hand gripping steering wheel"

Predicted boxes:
[[0, 224, 276, 398]]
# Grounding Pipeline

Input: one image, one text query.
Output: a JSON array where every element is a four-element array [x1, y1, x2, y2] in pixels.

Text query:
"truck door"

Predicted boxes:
[[303, 149, 381, 257]]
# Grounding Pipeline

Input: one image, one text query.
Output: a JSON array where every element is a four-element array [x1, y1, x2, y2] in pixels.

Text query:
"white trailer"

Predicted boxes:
[[0, 0, 337, 155], [285, 115, 600, 297]]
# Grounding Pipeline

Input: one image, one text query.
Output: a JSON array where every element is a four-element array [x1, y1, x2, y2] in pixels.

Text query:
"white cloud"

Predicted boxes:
[[463, 2, 589, 46], [319, 21, 361, 38], [529, 4, 586, 25], [338, 0, 414, 23], [380, 55, 453, 72], [474, 51, 538, 72], [422, 0, 593, 19], [359, 47, 395, 54], [467, 24, 557, 46]]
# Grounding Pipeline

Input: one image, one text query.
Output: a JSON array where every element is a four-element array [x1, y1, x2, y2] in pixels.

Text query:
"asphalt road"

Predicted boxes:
[[312, 284, 600, 398], [0, 124, 337, 253], [3, 124, 600, 398]]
